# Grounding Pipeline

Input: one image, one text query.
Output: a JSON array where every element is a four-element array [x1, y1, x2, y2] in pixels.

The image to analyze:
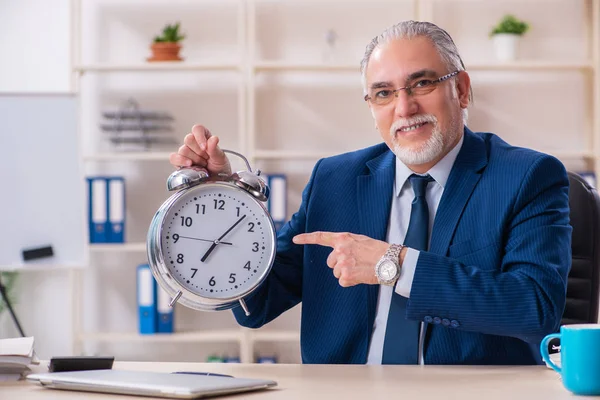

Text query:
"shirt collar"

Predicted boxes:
[[394, 133, 464, 196]]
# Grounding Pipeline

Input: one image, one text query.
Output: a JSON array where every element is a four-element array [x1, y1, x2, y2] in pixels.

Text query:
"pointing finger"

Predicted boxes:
[[292, 231, 338, 248]]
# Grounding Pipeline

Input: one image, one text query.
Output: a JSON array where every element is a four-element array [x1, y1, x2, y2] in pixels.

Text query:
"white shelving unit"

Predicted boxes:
[[70, 0, 600, 364]]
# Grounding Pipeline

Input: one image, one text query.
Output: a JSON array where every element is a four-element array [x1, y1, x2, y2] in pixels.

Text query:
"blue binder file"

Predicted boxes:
[[267, 174, 287, 232], [137, 264, 157, 334], [156, 286, 174, 333], [87, 177, 108, 243], [107, 177, 125, 243]]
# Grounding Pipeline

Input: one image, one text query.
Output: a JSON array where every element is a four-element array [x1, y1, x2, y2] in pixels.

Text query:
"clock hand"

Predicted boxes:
[[178, 235, 232, 245], [200, 215, 247, 262]]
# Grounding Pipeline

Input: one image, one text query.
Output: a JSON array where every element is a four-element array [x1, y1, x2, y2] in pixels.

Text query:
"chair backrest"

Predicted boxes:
[[562, 171, 600, 325]]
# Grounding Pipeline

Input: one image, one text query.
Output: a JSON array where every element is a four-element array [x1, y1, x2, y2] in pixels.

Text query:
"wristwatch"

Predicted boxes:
[[374, 244, 404, 286]]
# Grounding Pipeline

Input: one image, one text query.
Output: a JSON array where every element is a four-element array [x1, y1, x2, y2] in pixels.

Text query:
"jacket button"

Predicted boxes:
[[424, 316, 433, 323], [450, 320, 460, 328], [433, 317, 441, 324], [442, 318, 450, 326]]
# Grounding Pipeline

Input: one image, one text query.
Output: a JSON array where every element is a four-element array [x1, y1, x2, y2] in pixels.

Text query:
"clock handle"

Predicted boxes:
[[223, 149, 253, 173], [239, 298, 251, 316]]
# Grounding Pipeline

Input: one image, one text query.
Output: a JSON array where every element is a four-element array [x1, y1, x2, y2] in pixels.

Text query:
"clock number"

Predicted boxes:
[[252, 242, 259, 252], [180, 216, 192, 227], [229, 273, 236, 283], [209, 276, 216, 287], [214, 199, 225, 210], [191, 268, 198, 278], [243, 261, 251, 271], [248, 222, 255, 232], [196, 204, 206, 215], [172, 234, 179, 243], [236, 207, 240, 217], [177, 254, 184, 263]]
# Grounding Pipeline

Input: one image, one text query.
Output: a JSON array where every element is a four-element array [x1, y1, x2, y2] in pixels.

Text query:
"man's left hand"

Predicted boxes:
[[292, 231, 389, 287]]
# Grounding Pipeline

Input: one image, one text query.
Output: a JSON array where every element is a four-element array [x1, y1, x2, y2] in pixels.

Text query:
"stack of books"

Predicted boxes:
[[0, 336, 39, 381]]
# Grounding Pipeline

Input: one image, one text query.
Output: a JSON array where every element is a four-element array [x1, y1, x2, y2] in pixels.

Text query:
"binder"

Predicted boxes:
[[137, 264, 157, 334], [156, 286, 174, 333], [107, 177, 125, 243], [267, 174, 287, 232], [87, 177, 108, 243]]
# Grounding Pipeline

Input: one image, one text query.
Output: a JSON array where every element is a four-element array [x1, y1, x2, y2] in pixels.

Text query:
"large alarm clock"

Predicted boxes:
[[147, 150, 277, 316]]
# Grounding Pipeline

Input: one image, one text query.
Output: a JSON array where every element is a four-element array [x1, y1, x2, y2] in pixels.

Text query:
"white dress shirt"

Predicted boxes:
[[366, 135, 464, 365]]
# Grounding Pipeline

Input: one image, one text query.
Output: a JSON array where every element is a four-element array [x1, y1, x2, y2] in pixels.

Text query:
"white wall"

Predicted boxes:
[[0, 0, 74, 359], [0, 0, 71, 92]]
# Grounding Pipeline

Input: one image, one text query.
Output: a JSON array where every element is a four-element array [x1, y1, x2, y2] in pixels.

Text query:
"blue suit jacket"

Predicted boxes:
[[233, 128, 572, 365]]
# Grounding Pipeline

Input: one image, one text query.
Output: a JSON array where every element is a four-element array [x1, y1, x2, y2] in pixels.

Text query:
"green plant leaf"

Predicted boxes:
[[0, 272, 18, 315], [154, 22, 185, 43], [490, 14, 530, 37]]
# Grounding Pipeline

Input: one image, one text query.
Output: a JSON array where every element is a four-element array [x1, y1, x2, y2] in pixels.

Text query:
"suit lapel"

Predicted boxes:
[[429, 128, 488, 255], [357, 149, 395, 357]]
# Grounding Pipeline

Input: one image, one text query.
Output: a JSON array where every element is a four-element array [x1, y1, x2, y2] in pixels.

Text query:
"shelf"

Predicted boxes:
[[80, 329, 300, 344], [252, 60, 594, 73], [254, 149, 594, 161], [254, 61, 360, 72], [253, 150, 338, 160], [74, 62, 240, 73], [251, 330, 300, 342], [90, 243, 147, 253], [466, 61, 594, 71], [545, 150, 595, 159], [0, 264, 85, 272], [80, 330, 244, 343], [83, 152, 171, 161]]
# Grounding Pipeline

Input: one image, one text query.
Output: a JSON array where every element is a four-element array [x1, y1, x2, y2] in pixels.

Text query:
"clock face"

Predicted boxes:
[[379, 261, 397, 281], [158, 182, 276, 300]]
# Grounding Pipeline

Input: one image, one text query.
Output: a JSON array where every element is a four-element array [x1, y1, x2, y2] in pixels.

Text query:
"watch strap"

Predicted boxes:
[[385, 244, 404, 264]]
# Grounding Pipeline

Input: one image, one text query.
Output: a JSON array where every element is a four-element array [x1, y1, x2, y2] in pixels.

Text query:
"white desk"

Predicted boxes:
[[2, 361, 586, 399]]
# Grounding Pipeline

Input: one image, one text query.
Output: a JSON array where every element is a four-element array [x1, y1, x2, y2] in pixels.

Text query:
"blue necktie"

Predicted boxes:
[[382, 174, 434, 364]]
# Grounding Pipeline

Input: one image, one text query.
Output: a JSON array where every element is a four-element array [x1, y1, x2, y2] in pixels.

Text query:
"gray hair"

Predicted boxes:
[[360, 20, 472, 124]]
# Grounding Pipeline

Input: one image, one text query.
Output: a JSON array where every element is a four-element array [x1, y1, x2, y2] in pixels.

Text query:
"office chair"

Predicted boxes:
[[561, 171, 600, 325]]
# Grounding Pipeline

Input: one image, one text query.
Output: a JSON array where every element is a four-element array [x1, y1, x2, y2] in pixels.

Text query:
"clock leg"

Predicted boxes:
[[239, 298, 250, 316]]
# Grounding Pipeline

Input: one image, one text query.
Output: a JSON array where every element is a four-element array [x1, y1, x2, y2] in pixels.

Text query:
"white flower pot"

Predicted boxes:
[[492, 33, 520, 62]]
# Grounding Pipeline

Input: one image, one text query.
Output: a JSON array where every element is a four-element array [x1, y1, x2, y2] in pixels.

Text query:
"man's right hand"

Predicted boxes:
[[169, 124, 232, 175]]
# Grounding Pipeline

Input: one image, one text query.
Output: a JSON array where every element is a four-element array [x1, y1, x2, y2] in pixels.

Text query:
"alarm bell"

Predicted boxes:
[[166, 167, 209, 191], [166, 149, 270, 202], [233, 170, 269, 202]]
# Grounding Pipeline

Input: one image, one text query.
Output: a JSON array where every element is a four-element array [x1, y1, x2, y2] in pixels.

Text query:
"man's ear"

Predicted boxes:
[[456, 71, 471, 109]]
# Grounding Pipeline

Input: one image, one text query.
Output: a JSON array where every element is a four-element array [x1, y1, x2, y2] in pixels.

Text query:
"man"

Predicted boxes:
[[170, 21, 571, 365]]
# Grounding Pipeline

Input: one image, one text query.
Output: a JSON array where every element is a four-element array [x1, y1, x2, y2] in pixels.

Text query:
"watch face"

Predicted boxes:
[[157, 182, 276, 301], [379, 260, 397, 281]]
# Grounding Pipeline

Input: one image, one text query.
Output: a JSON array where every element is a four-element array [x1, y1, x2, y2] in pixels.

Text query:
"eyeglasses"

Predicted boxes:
[[364, 70, 460, 106]]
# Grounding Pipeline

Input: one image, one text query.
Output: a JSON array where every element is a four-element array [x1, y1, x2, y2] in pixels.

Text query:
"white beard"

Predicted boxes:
[[390, 112, 460, 166]]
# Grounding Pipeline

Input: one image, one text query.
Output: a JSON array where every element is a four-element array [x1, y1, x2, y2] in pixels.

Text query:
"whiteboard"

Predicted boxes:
[[0, 93, 86, 269]]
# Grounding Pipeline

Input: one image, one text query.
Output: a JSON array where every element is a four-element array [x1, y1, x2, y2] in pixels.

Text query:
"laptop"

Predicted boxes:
[[27, 369, 278, 399]]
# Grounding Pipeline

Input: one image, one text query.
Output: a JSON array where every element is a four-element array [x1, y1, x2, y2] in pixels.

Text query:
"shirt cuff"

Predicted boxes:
[[394, 248, 419, 298]]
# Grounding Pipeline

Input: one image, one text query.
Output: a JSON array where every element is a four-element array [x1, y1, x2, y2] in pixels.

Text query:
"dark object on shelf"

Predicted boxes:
[[100, 98, 177, 151], [48, 356, 115, 373], [102, 110, 173, 121], [22, 245, 54, 261]]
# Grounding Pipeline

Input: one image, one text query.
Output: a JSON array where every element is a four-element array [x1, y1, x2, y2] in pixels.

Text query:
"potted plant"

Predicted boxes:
[[489, 15, 530, 62], [148, 22, 186, 62], [0, 272, 18, 316]]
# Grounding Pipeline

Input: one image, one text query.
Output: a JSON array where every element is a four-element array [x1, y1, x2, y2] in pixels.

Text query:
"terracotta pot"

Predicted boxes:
[[147, 42, 183, 62]]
